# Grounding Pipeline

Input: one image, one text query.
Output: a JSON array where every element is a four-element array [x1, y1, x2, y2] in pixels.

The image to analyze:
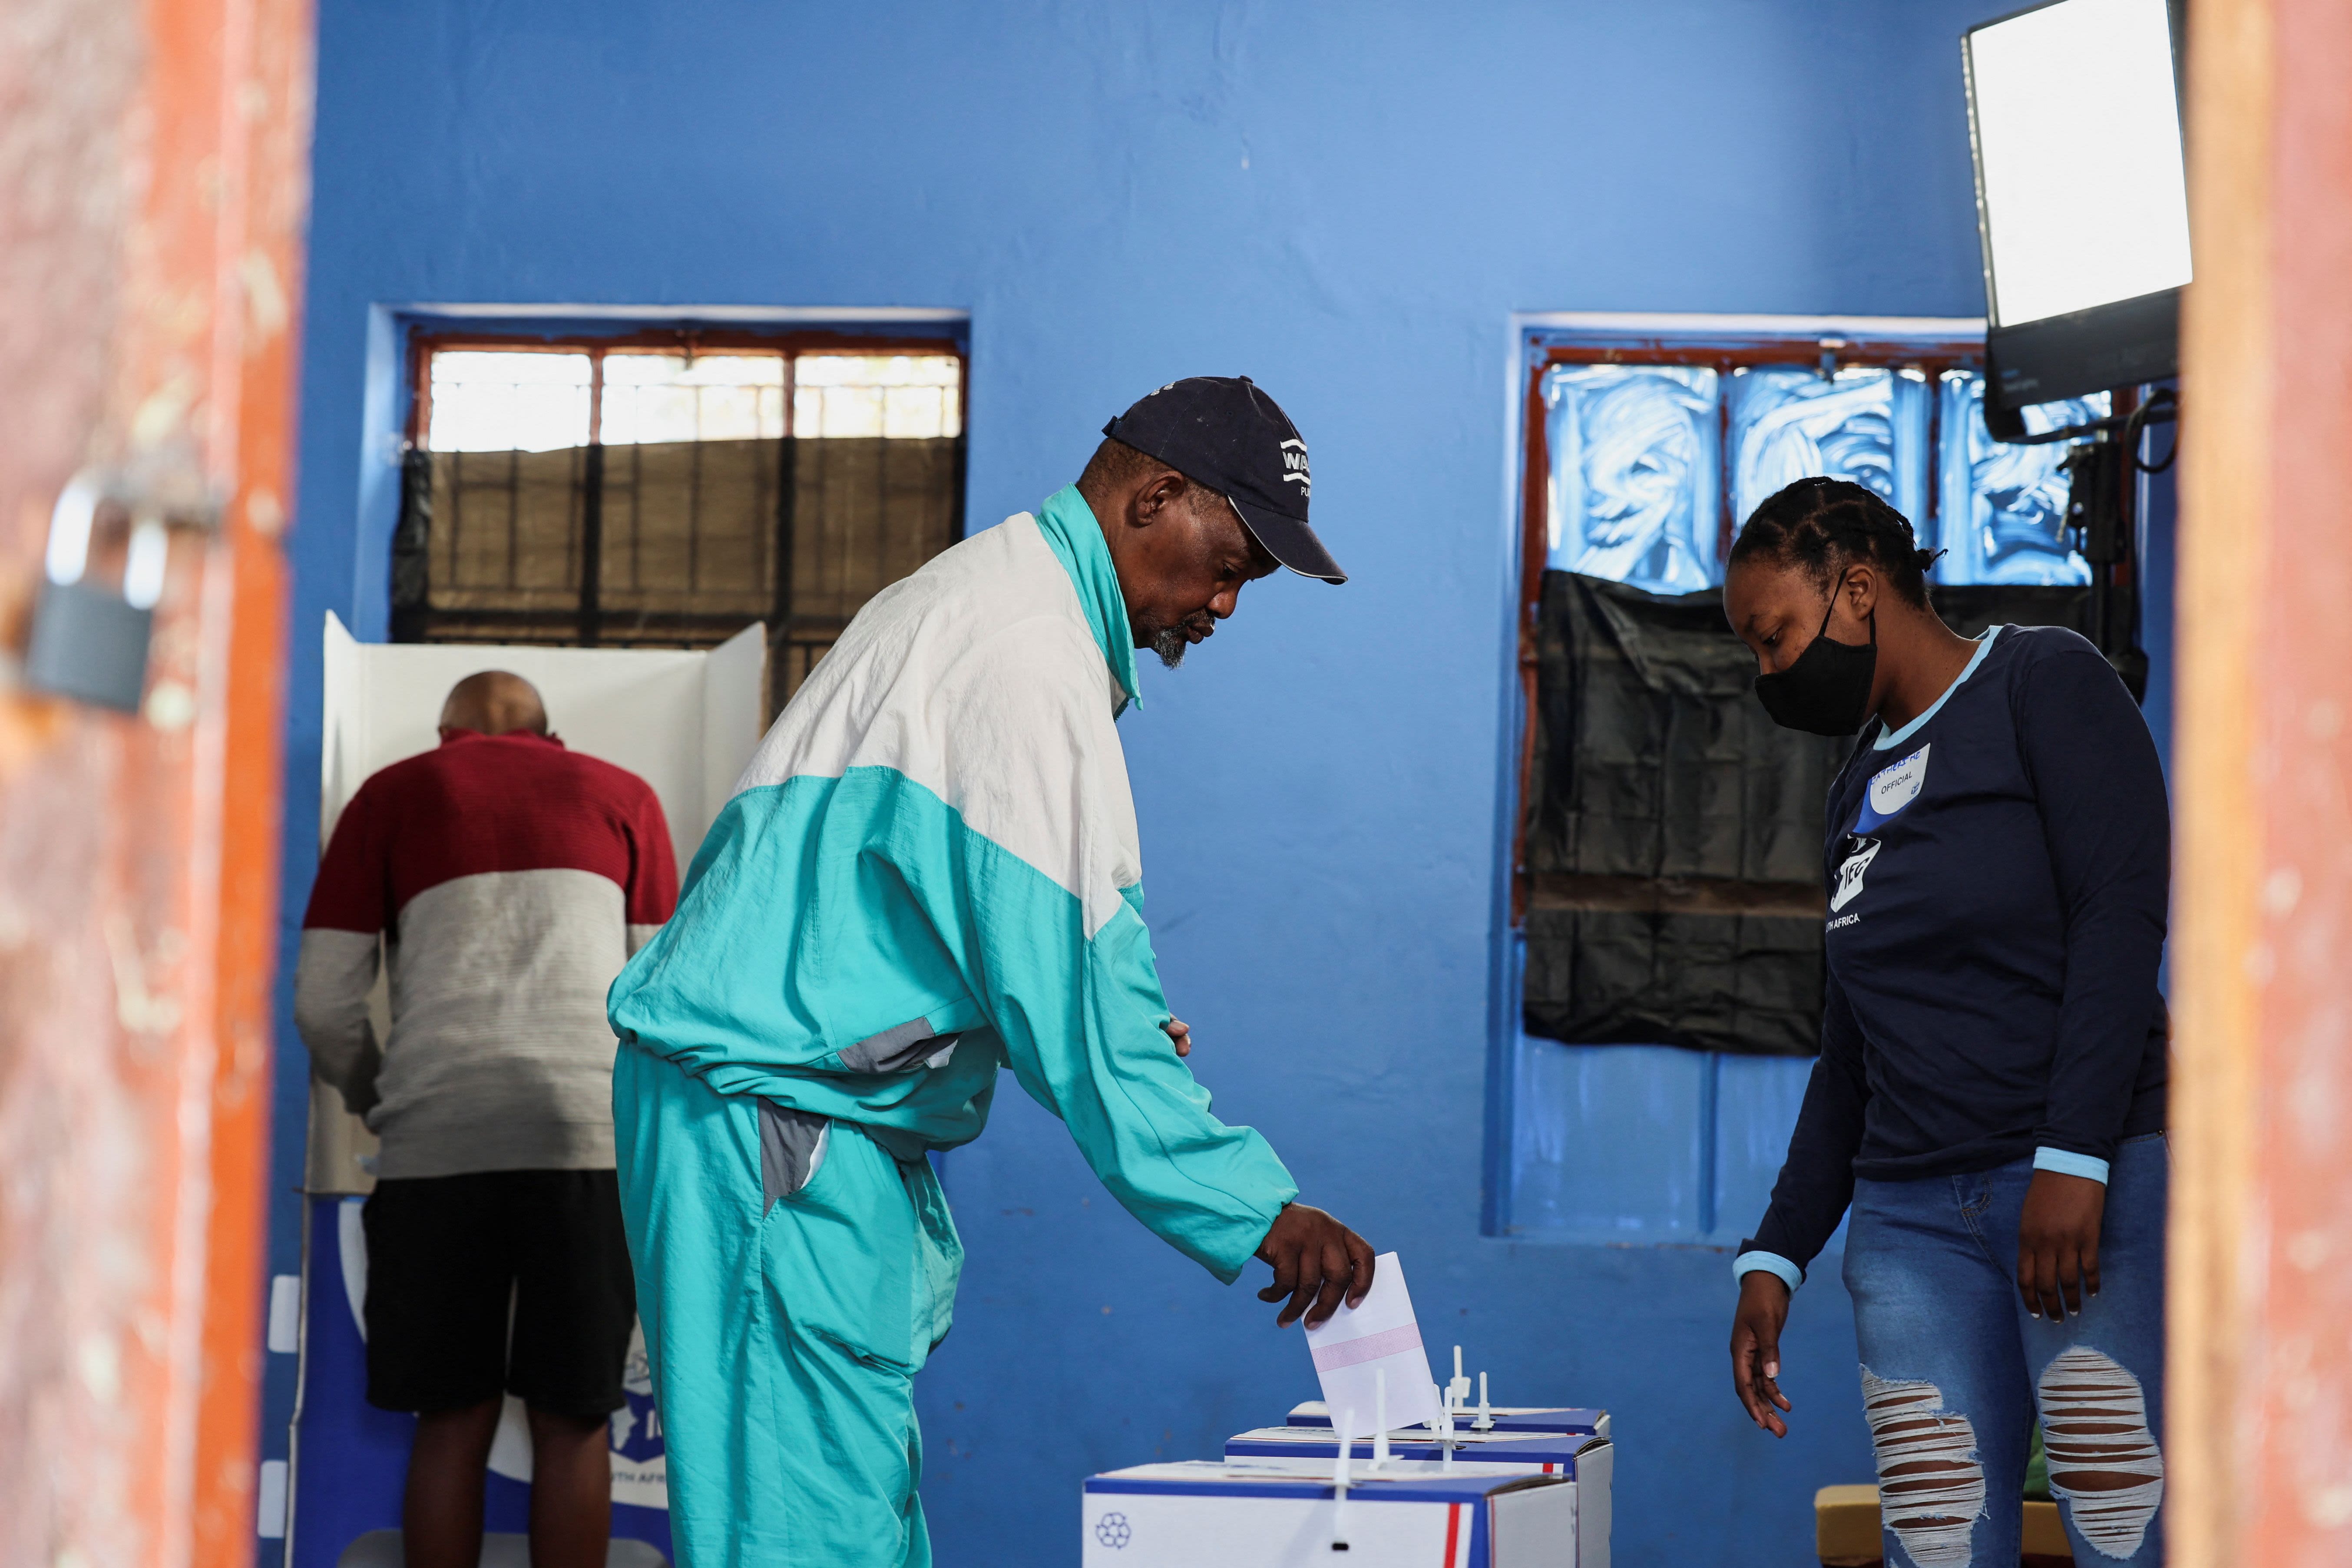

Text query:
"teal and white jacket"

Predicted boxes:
[[609, 486, 1298, 1283]]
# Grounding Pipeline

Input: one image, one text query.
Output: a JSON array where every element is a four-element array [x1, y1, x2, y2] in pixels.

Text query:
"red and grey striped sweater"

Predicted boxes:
[[294, 729, 678, 1178]]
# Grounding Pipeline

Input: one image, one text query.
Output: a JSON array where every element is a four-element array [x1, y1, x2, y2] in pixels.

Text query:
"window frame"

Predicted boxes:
[[405, 325, 969, 449], [1492, 313, 2159, 1242], [394, 320, 971, 706], [1510, 322, 1985, 925]]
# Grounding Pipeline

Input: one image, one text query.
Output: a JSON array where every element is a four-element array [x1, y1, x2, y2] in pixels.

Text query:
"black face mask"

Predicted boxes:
[[1753, 599, 1876, 736]]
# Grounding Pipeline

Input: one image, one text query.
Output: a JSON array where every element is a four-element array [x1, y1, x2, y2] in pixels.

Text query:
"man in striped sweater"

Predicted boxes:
[[295, 670, 678, 1568]]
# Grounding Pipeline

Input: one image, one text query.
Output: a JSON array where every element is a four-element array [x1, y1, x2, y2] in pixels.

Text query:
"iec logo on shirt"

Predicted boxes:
[[1830, 837, 1881, 914], [1830, 745, 1929, 918], [1854, 743, 1930, 833]]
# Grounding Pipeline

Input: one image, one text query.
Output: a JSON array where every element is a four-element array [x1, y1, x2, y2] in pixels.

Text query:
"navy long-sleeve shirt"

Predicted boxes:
[[1739, 625, 2169, 1284]]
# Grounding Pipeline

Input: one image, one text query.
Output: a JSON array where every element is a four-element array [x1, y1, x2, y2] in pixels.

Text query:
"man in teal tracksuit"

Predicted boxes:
[[607, 377, 1376, 1565]]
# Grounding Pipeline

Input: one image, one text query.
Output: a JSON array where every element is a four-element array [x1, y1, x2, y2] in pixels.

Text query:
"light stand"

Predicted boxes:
[[1983, 387, 2177, 702]]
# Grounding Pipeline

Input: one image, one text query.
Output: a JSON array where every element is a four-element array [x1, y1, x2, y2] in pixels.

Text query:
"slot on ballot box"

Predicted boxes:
[[1284, 1402, 1611, 1440], [1228, 1427, 1612, 1481]]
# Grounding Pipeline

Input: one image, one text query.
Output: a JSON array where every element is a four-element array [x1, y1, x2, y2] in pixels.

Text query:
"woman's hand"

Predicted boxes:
[[1162, 1018, 1191, 1058], [1730, 1270, 1794, 1438], [2018, 1168, 2105, 1319]]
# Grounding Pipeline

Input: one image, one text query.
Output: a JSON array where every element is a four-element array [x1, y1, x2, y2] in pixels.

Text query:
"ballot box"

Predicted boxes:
[[1287, 1401, 1612, 1439], [1217, 1425, 1611, 1564], [282, 615, 769, 1568], [1227, 1426, 1613, 1485], [1082, 1460, 1601, 1568]]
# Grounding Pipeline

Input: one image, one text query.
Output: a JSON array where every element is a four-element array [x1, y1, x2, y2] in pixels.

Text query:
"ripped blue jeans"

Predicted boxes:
[[1843, 1133, 2167, 1567]]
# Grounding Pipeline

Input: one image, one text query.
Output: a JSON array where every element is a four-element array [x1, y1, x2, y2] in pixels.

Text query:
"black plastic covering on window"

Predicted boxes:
[[1522, 571, 2094, 1057]]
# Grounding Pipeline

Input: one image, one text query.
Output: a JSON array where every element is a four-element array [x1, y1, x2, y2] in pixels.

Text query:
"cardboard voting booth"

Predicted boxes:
[[1083, 1461, 1596, 1568], [284, 615, 766, 1568]]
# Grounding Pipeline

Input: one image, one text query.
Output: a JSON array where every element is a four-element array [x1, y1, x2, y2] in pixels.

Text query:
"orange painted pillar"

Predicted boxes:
[[0, 0, 312, 1565], [2171, 0, 2352, 1563]]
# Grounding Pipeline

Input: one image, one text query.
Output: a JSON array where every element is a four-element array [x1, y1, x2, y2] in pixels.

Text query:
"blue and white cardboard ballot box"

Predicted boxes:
[[1082, 1461, 1600, 1568], [1218, 1431, 1611, 1564], [1286, 1402, 1611, 1439]]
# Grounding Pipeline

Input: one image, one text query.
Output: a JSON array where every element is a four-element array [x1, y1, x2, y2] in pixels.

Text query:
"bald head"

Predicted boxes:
[[440, 671, 548, 738]]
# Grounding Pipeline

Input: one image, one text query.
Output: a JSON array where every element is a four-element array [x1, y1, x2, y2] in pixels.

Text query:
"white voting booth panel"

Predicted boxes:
[[318, 611, 763, 864], [307, 613, 766, 1196], [295, 615, 766, 1553]]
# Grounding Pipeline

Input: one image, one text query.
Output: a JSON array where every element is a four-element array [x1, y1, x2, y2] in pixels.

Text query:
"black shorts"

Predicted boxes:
[[361, 1169, 636, 1418]]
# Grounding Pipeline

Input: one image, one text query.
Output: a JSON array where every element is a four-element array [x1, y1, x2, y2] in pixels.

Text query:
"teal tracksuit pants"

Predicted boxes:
[[613, 1043, 963, 1567]]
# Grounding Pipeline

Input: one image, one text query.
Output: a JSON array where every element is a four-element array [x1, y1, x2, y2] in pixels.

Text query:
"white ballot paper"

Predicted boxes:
[[1303, 1251, 1439, 1439]]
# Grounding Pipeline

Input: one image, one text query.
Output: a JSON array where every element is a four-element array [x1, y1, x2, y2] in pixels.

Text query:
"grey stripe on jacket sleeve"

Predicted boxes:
[[838, 1017, 962, 1075], [294, 928, 384, 1115]]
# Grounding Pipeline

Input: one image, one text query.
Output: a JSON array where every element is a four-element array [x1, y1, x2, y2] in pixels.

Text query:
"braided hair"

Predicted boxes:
[[1728, 476, 1940, 609]]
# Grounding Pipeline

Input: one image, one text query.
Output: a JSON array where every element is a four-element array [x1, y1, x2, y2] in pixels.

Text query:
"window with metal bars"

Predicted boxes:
[[389, 331, 966, 715], [1525, 328, 2112, 599], [1511, 321, 2119, 1056]]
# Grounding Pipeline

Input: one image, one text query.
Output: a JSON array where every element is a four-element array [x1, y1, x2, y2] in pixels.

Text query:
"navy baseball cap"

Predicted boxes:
[[1102, 376, 1346, 584]]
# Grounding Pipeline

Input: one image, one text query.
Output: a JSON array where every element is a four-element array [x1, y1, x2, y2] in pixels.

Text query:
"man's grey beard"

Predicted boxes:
[[1150, 625, 1190, 669]]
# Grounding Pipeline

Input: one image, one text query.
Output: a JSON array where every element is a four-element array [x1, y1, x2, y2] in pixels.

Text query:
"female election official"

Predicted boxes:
[[1721, 479, 2170, 1568]]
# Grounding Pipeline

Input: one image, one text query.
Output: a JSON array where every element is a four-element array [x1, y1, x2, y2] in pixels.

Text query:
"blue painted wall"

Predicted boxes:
[[268, 4, 2082, 1563]]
